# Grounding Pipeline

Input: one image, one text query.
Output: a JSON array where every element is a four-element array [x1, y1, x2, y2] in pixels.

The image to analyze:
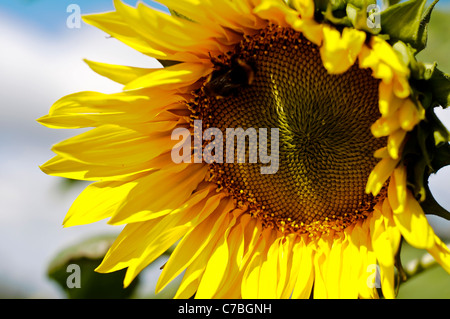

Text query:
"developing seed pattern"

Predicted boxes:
[[189, 25, 386, 235]]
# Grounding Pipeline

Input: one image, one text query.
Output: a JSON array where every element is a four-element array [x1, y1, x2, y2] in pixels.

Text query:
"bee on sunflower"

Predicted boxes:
[[39, 0, 450, 298]]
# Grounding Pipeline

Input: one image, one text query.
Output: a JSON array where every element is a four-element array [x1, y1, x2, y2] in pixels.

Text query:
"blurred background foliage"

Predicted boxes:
[[45, 231, 181, 299], [416, 10, 450, 71], [0, 0, 448, 299]]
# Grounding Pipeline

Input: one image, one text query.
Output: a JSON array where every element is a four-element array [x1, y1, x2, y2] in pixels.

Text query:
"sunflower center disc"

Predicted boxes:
[[192, 25, 385, 229]]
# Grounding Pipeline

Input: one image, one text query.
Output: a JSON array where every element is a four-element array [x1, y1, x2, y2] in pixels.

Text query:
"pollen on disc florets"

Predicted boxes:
[[189, 24, 386, 236]]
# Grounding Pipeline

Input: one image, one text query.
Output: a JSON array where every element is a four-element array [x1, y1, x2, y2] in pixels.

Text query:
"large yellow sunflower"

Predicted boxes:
[[39, 0, 450, 299]]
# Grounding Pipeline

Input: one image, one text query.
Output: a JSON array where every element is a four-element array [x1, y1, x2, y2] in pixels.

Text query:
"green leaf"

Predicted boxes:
[[47, 234, 140, 299], [380, 0, 428, 50], [381, 0, 402, 7], [320, 0, 383, 33], [410, 63, 450, 111], [428, 67, 450, 108]]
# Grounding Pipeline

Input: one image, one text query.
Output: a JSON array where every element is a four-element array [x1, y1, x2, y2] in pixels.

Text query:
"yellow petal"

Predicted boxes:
[[253, 0, 297, 27], [366, 157, 400, 196], [340, 226, 359, 298], [241, 228, 272, 298], [40, 154, 161, 181], [96, 217, 164, 274], [84, 59, 157, 85], [99, 189, 229, 287], [156, 199, 230, 294], [359, 37, 407, 84], [213, 215, 251, 298], [312, 237, 331, 298], [371, 36, 409, 78], [387, 166, 408, 214], [321, 25, 366, 74], [326, 237, 344, 298], [387, 129, 407, 160], [108, 164, 209, 225], [291, 236, 315, 298], [52, 125, 175, 166], [381, 199, 402, 253], [393, 74, 410, 99], [399, 98, 424, 131], [277, 234, 297, 298], [84, 1, 220, 62], [37, 91, 170, 129], [241, 240, 264, 298], [378, 80, 395, 117], [299, 20, 324, 46], [370, 113, 401, 138], [373, 147, 389, 159], [124, 62, 210, 90], [63, 180, 134, 227], [291, 0, 315, 19], [258, 237, 281, 298], [369, 208, 396, 298], [174, 253, 205, 299], [393, 191, 435, 249], [357, 221, 379, 299], [427, 236, 450, 273], [82, 11, 167, 59], [234, 215, 257, 261], [124, 224, 190, 287], [135, 1, 232, 53], [195, 227, 231, 298], [174, 213, 232, 299]]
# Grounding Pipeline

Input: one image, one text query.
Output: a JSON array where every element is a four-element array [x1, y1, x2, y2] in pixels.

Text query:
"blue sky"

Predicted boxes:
[[0, 0, 449, 35], [0, 0, 169, 33]]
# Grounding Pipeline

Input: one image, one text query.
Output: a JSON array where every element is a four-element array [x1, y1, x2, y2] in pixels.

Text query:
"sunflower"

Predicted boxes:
[[39, 0, 450, 299]]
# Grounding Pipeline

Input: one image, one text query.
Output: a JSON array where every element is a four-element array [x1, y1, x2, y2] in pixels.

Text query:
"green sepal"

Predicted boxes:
[[319, 0, 381, 32], [411, 64, 450, 109], [429, 109, 450, 146], [414, 0, 440, 53], [380, 0, 429, 52], [323, 2, 352, 27]]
